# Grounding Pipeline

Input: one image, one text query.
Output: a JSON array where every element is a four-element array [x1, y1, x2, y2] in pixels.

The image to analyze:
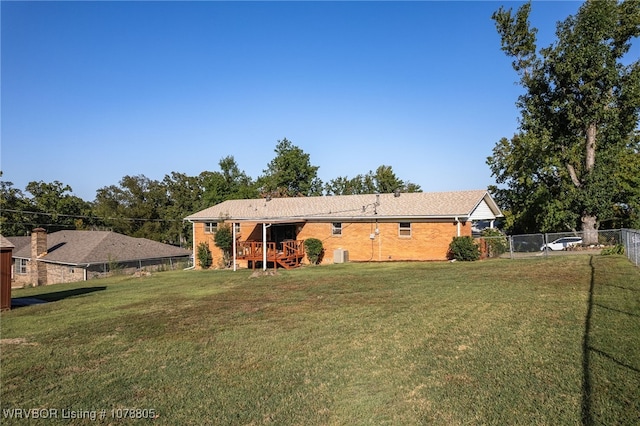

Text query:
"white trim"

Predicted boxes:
[[232, 222, 237, 272], [262, 223, 272, 271]]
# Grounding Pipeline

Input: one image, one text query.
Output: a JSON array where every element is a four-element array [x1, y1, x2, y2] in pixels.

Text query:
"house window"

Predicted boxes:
[[204, 222, 218, 233], [399, 222, 412, 237], [17, 259, 28, 274], [234, 223, 241, 234], [332, 223, 342, 236]]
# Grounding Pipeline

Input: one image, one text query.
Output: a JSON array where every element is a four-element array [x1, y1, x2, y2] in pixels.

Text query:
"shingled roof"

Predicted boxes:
[[0, 235, 15, 249], [6, 231, 191, 266], [185, 190, 502, 222]]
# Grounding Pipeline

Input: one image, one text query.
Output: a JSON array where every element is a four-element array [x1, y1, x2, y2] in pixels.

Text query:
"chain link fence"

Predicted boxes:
[[477, 229, 624, 260], [621, 229, 640, 267], [86, 256, 193, 280]]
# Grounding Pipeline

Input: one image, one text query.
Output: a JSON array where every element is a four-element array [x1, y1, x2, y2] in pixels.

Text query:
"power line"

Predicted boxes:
[[0, 209, 184, 223], [0, 222, 78, 228]]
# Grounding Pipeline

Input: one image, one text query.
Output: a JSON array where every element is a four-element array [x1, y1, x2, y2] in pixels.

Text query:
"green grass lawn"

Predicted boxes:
[[1, 255, 639, 425]]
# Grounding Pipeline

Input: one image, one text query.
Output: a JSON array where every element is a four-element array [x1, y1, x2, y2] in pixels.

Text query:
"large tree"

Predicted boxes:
[[324, 165, 422, 195], [201, 156, 258, 206], [489, 0, 640, 240], [93, 175, 169, 241], [162, 171, 208, 247], [25, 180, 94, 232], [257, 138, 322, 197], [0, 177, 34, 236], [0, 176, 95, 235]]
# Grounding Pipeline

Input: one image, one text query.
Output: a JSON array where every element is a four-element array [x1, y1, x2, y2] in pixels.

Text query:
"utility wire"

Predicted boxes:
[[0, 209, 184, 223]]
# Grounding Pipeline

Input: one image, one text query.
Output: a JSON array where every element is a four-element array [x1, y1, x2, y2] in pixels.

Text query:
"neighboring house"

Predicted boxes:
[[7, 229, 192, 288], [185, 190, 503, 269]]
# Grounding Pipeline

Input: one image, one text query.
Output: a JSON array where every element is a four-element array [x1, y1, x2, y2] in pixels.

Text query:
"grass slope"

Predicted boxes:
[[1, 256, 639, 425]]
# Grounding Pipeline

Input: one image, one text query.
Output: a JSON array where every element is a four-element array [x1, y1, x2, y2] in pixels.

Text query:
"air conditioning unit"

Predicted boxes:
[[333, 248, 349, 264]]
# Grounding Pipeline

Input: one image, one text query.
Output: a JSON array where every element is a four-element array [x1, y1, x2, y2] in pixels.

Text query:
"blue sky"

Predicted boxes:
[[1, 1, 599, 201]]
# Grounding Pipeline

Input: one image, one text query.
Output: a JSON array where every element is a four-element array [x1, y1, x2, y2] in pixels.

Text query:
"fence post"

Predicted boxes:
[[509, 236, 514, 259], [544, 233, 548, 258], [633, 232, 640, 266]]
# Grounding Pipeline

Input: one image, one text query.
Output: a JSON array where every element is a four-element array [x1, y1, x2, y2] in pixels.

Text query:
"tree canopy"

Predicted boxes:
[[201, 156, 258, 206], [1, 138, 424, 244], [257, 138, 323, 197], [324, 165, 422, 195], [0, 175, 93, 236], [489, 0, 640, 237]]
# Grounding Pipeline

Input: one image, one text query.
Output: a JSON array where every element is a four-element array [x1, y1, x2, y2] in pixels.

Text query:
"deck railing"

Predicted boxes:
[[236, 240, 304, 261], [281, 240, 304, 258]]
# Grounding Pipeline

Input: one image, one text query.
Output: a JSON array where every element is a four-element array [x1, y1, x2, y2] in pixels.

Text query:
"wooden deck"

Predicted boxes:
[[236, 240, 305, 270]]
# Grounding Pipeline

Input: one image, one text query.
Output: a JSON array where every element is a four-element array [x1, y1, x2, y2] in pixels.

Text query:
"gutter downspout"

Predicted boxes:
[[191, 220, 196, 268], [455, 217, 461, 237]]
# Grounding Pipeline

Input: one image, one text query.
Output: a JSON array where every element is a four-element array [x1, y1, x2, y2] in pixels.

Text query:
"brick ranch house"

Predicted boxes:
[[7, 229, 192, 287], [185, 190, 503, 270]]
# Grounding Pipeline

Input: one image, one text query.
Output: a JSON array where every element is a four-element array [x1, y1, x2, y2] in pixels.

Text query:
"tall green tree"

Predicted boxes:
[[25, 180, 93, 232], [324, 165, 422, 195], [257, 138, 323, 197], [162, 172, 206, 247], [489, 0, 640, 239], [201, 156, 258, 206], [94, 175, 170, 241], [0, 177, 34, 236]]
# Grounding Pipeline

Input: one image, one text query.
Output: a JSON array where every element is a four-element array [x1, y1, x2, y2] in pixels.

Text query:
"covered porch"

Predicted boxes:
[[236, 240, 305, 270], [232, 222, 305, 270]]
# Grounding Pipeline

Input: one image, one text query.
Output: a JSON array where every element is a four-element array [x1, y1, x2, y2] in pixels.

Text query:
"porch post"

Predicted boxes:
[[262, 223, 267, 271], [232, 222, 237, 272]]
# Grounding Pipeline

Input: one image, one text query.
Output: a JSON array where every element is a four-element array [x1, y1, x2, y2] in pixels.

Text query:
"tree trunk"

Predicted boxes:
[[585, 122, 596, 171], [581, 215, 598, 245], [581, 123, 598, 245]]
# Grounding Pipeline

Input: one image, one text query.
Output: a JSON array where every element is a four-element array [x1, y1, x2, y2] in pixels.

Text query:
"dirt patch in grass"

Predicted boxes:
[[0, 338, 38, 346]]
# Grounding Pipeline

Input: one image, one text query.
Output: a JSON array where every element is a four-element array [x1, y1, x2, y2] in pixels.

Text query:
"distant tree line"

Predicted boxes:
[[0, 138, 421, 246]]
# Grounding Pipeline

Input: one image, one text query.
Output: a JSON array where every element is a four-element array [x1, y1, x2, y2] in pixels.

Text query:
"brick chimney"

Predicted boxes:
[[30, 228, 48, 286]]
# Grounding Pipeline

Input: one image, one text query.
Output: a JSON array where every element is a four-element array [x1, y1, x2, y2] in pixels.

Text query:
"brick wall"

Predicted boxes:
[[192, 219, 471, 268], [193, 222, 250, 269], [298, 220, 471, 263]]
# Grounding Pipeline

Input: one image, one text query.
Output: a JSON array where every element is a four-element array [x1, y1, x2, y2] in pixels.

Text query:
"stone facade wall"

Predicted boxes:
[[44, 263, 86, 285], [30, 228, 48, 286]]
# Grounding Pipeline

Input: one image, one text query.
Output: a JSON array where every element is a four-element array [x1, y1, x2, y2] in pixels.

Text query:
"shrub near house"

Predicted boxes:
[[304, 238, 323, 265], [448, 236, 480, 261]]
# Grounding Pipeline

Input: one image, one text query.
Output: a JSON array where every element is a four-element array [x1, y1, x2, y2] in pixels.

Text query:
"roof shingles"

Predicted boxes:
[[185, 190, 501, 222], [6, 231, 191, 265]]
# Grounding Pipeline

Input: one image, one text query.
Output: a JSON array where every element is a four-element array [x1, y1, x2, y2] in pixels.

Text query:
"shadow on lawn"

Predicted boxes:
[[581, 256, 640, 425], [11, 287, 107, 308]]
